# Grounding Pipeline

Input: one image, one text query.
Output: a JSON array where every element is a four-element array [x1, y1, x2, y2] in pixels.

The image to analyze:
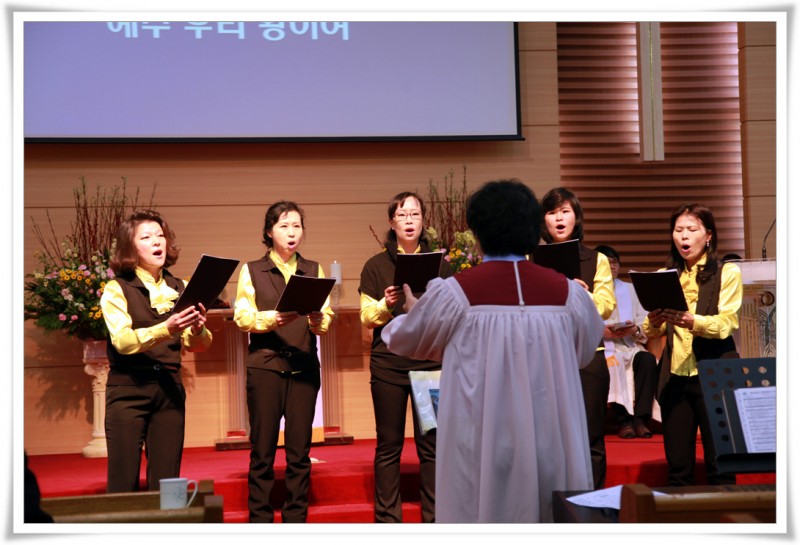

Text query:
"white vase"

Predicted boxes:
[[82, 339, 109, 458]]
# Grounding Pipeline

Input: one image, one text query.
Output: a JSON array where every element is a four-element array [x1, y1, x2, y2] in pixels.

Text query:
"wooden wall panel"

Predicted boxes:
[[741, 120, 777, 197], [24, 363, 93, 455], [738, 22, 777, 260], [739, 46, 777, 121], [738, 21, 777, 47], [180, 357, 228, 448], [744, 196, 778, 261], [519, 50, 560, 127], [518, 21, 557, 51]]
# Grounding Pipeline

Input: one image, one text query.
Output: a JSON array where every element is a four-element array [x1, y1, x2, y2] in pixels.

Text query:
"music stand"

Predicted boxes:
[[697, 357, 776, 475]]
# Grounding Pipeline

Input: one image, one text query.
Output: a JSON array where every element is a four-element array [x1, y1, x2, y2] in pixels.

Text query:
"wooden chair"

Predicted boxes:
[[619, 483, 776, 523], [40, 479, 223, 523]]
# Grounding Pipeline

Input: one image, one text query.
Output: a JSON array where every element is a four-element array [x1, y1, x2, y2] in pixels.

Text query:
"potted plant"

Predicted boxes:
[[423, 166, 482, 274]]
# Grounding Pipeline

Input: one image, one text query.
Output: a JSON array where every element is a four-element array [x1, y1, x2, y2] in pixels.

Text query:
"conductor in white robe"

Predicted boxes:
[[381, 179, 604, 523]]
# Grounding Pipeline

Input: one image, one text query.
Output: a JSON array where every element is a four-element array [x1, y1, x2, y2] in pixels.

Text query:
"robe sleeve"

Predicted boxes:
[[568, 281, 606, 368], [380, 277, 464, 362]]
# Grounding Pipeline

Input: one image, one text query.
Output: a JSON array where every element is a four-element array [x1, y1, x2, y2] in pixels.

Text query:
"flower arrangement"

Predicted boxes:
[[424, 167, 481, 274], [24, 177, 156, 341], [24, 247, 116, 340], [442, 230, 481, 273]]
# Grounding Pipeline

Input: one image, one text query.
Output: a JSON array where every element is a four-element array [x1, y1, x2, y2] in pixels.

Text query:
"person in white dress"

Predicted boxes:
[[594, 245, 660, 439], [381, 179, 604, 523]]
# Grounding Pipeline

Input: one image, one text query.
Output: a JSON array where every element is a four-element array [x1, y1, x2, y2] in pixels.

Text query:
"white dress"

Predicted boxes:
[[381, 262, 604, 523], [605, 278, 661, 421]]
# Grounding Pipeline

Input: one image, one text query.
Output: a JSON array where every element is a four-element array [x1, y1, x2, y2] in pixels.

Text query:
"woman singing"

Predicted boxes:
[[234, 200, 334, 522], [643, 203, 742, 486], [359, 191, 451, 522], [101, 209, 212, 493]]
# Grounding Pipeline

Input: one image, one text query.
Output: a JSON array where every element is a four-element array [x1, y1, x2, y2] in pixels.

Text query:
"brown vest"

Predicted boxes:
[[106, 269, 184, 383], [245, 253, 321, 372]]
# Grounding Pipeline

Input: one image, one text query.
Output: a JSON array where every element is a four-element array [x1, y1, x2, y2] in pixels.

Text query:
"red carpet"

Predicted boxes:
[[27, 434, 775, 523]]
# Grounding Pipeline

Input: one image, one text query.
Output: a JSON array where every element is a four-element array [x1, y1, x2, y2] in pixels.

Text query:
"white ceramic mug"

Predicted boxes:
[[159, 477, 198, 510]]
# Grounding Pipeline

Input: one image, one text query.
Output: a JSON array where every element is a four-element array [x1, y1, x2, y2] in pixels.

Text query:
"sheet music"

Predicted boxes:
[[734, 386, 776, 453], [566, 485, 667, 510]]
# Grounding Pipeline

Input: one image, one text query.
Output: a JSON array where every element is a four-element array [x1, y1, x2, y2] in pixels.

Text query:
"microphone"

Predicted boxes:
[[761, 218, 776, 260]]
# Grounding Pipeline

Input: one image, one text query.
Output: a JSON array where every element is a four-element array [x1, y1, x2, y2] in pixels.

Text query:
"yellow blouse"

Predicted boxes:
[[234, 250, 334, 335], [643, 256, 743, 376], [359, 245, 419, 329], [591, 252, 616, 321], [100, 266, 213, 355]]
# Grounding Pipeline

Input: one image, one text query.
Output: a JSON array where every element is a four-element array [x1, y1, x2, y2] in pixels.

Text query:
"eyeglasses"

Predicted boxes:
[[394, 211, 423, 222]]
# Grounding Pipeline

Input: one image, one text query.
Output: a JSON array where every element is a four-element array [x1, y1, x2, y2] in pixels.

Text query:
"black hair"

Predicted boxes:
[[665, 203, 719, 283], [539, 187, 585, 243], [110, 209, 179, 274], [595, 245, 621, 264], [466, 179, 541, 256], [383, 191, 428, 248], [262, 201, 305, 248]]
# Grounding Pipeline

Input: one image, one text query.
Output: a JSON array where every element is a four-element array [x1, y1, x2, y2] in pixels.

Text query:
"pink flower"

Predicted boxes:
[[58, 314, 67, 321], [70, 315, 78, 321], [78, 264, 87, 271], [106, 268, 115, 279]]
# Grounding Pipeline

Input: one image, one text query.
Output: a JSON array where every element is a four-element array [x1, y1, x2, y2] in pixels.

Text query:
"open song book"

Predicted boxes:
[[275, 275, 336, 315], [172, 254, 240, 313], [628, 269, 688, 312], [531, 239, 581, 279], [393, 252, 444, 293]]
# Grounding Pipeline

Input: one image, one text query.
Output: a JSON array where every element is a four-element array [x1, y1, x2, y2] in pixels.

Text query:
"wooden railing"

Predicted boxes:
[[40, 479, 223, 523]]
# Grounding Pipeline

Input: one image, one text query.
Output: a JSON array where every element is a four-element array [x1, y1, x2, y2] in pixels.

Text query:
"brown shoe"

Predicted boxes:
[[618, 423, 636, 439], [632, 417, 652, 438]]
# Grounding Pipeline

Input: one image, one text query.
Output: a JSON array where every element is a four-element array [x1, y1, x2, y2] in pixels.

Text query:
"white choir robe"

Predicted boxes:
[[381, 270, 603, 523]]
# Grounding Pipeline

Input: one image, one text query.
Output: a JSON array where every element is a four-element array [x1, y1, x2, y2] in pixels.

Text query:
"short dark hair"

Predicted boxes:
[[665, 203, 719, 283], [383, 191, 428, 248], [262, 201, 305, 248], [466, 179, 541, 256], [595, 245, 620, 263], [539, 187, 585, 243], [110, 209, 179, 275]]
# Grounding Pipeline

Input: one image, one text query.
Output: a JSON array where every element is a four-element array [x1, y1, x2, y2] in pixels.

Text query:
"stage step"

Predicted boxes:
[[224, 502, 423, 523]]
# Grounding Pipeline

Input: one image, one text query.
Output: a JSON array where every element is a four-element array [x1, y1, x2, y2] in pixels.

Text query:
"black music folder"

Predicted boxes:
[[629, 269, 689, 312], [275, 275, 336, 315], [532, 239, 581, 279], [173, 254, 240, 313], [393, 252, 444, 293]]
